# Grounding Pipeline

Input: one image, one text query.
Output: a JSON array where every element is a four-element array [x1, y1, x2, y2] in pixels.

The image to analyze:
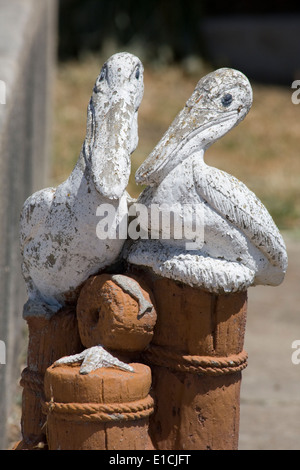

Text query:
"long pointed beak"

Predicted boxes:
[[88, 96, 138, 199], [135, 104, 237, 186]]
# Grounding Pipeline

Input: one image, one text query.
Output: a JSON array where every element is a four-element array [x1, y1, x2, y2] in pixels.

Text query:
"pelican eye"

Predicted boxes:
[[135, 67, 140, 80], [221, 93, 233, 107]]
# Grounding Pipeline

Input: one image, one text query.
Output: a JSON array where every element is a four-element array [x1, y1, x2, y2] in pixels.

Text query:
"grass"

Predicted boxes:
[[51, 54, 300, 232]]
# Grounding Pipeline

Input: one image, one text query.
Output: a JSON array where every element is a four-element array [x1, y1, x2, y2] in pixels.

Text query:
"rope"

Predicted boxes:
[[143, 344, 248, 376], [20, 367, 44, 392], [42, 394, 154, 423]]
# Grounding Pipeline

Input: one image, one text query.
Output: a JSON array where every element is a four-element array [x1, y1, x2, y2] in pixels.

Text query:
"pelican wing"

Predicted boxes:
[[193, 162, 288, 271], [20, 187, 55, 253]]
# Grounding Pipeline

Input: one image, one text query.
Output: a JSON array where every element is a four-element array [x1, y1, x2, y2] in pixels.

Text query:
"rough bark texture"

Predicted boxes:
[[19, 307, 82, 449], [144, 277, 248, 450]]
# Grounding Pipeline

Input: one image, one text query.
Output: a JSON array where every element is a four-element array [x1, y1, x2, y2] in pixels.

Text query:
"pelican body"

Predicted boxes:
[[20, 52, 144, 314], [127, 68, 288, 293]]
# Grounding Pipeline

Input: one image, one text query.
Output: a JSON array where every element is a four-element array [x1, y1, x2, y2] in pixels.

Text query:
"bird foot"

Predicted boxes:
[[111, 274, 153, 317], [53, 345, 134, 374]]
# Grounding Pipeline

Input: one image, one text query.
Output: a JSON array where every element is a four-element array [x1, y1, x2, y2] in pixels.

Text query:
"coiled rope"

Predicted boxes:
[[42, 394, 154, 423], [143, 344, 248, 376]]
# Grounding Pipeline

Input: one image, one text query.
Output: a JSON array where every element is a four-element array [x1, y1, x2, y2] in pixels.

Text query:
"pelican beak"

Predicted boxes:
[[87, 95, 139, 200], [135, 103, 236, 186]]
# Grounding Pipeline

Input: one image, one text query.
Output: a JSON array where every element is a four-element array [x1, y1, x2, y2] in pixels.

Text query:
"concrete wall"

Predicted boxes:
[[0, 0, 57, 449]]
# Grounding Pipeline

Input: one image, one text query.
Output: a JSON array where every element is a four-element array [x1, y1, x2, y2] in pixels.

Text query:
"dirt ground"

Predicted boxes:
[[239, 233, 300, 450]]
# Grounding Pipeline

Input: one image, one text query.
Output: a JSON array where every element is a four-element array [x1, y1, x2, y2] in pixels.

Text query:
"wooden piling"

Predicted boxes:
[[143, 277, 248, 450], [17, 307, 82, 449], [43, 363, 154, 450]]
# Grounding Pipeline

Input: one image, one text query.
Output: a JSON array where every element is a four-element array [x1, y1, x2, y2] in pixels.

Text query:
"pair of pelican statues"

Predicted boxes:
[[20, 52, 288, 373]]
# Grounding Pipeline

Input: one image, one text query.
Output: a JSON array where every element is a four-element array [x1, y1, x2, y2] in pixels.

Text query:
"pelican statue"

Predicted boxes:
[[20, 52, 146, 373], [20, 52, 144, 312], [127, 68, 288, 293]]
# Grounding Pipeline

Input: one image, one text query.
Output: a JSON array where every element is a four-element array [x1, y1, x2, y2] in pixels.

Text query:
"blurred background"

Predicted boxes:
[[3, 0, 300, 450]]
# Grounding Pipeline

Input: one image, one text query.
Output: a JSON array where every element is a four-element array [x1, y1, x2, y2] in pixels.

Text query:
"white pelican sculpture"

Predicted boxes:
[[20, 52, 144, 314], [127, 68, 288, 293], [20, 52, 147, 373]]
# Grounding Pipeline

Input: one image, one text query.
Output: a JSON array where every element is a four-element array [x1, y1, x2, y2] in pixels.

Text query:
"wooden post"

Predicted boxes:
[[43, 363, 154, 450], [17, 271, 248, 450], [38, 273, 157, 450], [143, 277, 248, 450], [17, 307, 82, 449]]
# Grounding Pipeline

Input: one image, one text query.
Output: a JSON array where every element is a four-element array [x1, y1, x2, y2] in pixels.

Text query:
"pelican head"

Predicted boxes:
[[84, 52, 144, 199], [136, 68, 252, 186]]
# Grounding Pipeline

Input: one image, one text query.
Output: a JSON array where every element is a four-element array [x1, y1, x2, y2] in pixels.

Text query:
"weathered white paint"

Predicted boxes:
[[53, 345, 134, 374], [128, 68, 288, 293], [20, 52, 144, 315]]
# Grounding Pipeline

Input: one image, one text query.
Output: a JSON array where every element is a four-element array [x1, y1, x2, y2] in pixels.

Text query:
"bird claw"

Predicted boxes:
[[111, 274, 153, 317], [53, 345, 134, 374]]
